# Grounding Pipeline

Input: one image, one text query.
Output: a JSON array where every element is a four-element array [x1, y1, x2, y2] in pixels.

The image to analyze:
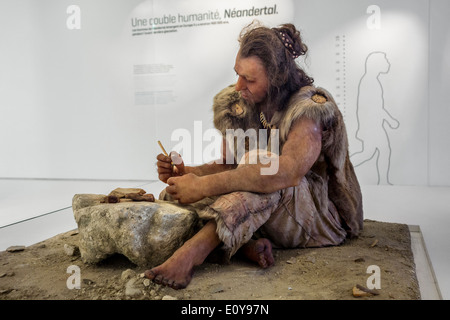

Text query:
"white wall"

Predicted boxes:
[[429, 0, 450, 186], [0, 0, 156, 180], [0, 0, 292, 180], [294, 0, 430, 186], [0, 0, 449, 187]]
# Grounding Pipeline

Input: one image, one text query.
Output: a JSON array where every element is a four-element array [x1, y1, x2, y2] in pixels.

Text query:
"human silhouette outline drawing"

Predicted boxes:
[[351, 51, 399, 185]]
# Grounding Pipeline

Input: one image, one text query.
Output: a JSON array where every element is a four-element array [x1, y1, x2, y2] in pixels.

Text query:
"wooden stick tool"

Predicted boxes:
[[158, 140, 175, 167], [158, 140, 169, 157]]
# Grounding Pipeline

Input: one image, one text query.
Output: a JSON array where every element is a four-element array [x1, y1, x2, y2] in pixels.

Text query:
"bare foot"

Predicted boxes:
[[144, 250, 194, 290], [144, 220, 221, 290], [241, 238, 274, 268]]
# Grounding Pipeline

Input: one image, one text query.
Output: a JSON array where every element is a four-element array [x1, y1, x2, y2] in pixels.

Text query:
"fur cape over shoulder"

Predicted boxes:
[[212, 84, 363, 238]]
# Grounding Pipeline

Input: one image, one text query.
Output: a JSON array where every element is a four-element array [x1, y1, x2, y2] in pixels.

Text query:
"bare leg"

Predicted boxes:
[[240, 238, 274, 269], [144, 220, 221, 289]]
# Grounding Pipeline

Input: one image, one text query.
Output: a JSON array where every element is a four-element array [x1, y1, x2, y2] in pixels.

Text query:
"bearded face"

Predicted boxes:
[[234, 54, 269, 106]]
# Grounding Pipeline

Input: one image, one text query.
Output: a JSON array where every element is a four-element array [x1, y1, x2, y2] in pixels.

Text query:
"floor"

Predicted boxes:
[[0, 179, 448, 299]]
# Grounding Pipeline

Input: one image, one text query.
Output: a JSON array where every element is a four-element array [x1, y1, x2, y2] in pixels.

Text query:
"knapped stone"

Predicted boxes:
[[63, 244, 80, 256], [72, 194, 198, 267]]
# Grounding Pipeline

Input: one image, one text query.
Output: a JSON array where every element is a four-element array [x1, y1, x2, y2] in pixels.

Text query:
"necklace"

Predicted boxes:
[[260, 111, 274, 129]]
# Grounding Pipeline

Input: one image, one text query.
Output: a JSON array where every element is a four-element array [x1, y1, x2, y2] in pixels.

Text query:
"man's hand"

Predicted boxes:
[[156, 152, 185, 183], [166, 173, 205, 204]]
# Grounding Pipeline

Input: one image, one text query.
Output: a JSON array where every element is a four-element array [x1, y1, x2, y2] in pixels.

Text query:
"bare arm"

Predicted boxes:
[[166, 117, 322, 203], [185, 138, 237, 176], [156, 138, 235, 183]]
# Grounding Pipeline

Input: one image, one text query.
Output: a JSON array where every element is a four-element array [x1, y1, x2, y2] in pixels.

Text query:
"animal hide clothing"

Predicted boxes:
[[163, 84, 363, 259]]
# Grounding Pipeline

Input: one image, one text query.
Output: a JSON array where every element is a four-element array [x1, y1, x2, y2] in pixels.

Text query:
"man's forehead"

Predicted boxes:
[[234, 55, 266, 77]]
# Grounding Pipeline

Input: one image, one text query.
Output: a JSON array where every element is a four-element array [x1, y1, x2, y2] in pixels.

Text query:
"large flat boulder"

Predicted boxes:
[[72, 194, 198, 267]]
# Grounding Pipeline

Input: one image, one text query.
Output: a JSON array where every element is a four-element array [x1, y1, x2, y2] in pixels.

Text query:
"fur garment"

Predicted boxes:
[[212, 84, 363, 238]]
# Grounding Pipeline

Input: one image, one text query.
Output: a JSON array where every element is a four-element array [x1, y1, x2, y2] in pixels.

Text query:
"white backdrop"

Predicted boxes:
[[295, 0, 429, 186], [0, 0, 449, 186]]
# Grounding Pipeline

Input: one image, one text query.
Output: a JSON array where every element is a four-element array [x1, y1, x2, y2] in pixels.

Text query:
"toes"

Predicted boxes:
[[146, 272, 179, 289], [168, 279, 185, 290], [171, 281, 186, 290], [154, 274, 164, 284], [171, 282, 181, 290], [267, 255, 275, 267], [258, 253, 268, 268], [143, 267, 193, 290], [144, 269, 156, 280]]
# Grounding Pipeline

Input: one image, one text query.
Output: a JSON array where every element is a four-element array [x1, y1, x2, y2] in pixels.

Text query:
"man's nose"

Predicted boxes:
[[235, 76, 246, 91]]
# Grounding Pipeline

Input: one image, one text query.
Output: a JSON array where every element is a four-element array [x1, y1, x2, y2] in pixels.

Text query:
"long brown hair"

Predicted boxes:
[[238, 21, 314, 111]]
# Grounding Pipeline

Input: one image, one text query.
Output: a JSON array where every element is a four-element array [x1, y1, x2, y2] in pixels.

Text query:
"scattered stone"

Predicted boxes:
[[121, 269, 136, 282], [108, 188, 146, 199], [63, 244, 80, 256], [0, 288, 13, 295], [370, 239, 379, 248], [306, 256, 316, 264], [162, 295, 177, 300], [0, 272, 13, 278], [143, 279, 151, 287], [125, 278, 141, 297], [286, 259, 296, 264], [352, 286, 370, 297], [104, 187, 156, 204], [352, 284, 380, 297], [210, 284, 224, 294], [82, 278, 95, 285], [72, 194, 198, 267], [6, 246, 25, 253]]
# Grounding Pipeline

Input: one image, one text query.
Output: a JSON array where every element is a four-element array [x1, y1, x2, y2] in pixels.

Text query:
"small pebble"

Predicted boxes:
[[6, 246, 25, 252], [370, 239, 379, 248], [125, 279, 141, 297], [210, 284, 224, 294], [83, 279, 95, 285], [306, 256, 316, 264], [121, 269, 136, 281], [286, 259, 296, 264], [63, 244, 80, 256], [0, 288, 13, 295]]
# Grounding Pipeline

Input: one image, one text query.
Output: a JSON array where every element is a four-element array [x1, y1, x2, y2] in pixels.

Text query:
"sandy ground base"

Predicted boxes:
[[0, 220, 420, 300]]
